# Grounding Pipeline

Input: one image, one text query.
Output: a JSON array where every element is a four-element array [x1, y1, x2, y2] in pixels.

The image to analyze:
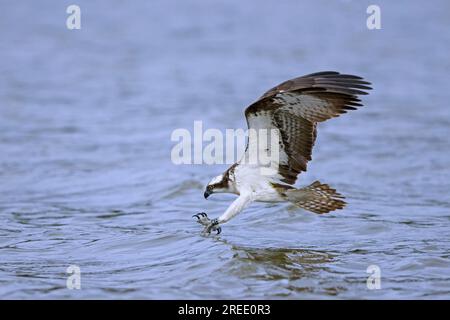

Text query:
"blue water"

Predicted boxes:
[[0, 0, 449, 299]]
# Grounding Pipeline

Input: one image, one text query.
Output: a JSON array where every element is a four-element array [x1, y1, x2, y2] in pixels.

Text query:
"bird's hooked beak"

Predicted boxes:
[[204, 189, 211, 199]]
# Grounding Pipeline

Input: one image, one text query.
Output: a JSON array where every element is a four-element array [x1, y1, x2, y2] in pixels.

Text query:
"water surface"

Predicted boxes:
[[0, 0, 449, 299]]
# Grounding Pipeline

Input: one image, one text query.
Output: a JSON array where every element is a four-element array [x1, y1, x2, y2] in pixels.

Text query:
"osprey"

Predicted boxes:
[[194, 71, 372, 235]]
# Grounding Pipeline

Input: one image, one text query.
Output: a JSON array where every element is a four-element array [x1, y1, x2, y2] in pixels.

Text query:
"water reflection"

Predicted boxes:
[[223, 245, 344, 297]]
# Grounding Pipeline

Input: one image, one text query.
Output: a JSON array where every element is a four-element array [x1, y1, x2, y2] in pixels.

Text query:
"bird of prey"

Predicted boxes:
[[193, 71, 371, 235]]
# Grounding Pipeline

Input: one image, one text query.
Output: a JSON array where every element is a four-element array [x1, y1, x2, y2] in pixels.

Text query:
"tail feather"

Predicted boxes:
[[284, 181, 346, 214]]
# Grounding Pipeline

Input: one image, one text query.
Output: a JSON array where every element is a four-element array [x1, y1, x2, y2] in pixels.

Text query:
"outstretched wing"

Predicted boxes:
[[243, 71, 372, 185]]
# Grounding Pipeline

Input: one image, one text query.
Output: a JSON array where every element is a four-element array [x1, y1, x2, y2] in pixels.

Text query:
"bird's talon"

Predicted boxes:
[[192, 212, 207, 220], [192, 212, 207, 218], [193, 212, 211, 226], [204, 218, 220, 234], [193, 213, 222, 235]]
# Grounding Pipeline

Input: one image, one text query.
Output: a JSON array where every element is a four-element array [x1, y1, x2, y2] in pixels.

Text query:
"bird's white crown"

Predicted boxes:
[[208, 174, 223, 185]]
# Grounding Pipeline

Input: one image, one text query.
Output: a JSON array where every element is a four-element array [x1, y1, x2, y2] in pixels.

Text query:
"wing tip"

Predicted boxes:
[[316, 72, 372, 96], [305, 71, 373, 90]]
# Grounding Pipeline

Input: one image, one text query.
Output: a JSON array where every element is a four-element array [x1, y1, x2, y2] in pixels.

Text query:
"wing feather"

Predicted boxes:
[[243, 71, 371, 184]]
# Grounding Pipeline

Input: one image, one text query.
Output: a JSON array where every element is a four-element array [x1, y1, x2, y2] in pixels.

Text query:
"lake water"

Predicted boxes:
[[0, 0, 449, 299]]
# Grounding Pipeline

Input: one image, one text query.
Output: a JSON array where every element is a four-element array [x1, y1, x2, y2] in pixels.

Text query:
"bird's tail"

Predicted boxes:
[[284, 181, 346, 214]]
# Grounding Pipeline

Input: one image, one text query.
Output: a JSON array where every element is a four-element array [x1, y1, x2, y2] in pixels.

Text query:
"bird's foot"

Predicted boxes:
[[192, 212, 222, 235]]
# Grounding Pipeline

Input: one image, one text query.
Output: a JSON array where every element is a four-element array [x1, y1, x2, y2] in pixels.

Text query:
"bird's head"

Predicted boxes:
[[204, 174, 230, 199]]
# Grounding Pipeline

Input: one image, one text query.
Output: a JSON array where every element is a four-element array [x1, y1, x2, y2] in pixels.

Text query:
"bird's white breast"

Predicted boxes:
[[233, 164, 285, 202]]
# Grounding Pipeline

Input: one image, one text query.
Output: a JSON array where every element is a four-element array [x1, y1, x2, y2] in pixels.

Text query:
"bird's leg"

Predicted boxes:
[[193, 195, 252, 235], [192, 212, 222, 235]]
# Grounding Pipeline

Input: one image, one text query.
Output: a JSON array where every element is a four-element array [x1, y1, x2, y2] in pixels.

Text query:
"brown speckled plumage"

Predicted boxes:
[[245, 71, 372, 185]]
